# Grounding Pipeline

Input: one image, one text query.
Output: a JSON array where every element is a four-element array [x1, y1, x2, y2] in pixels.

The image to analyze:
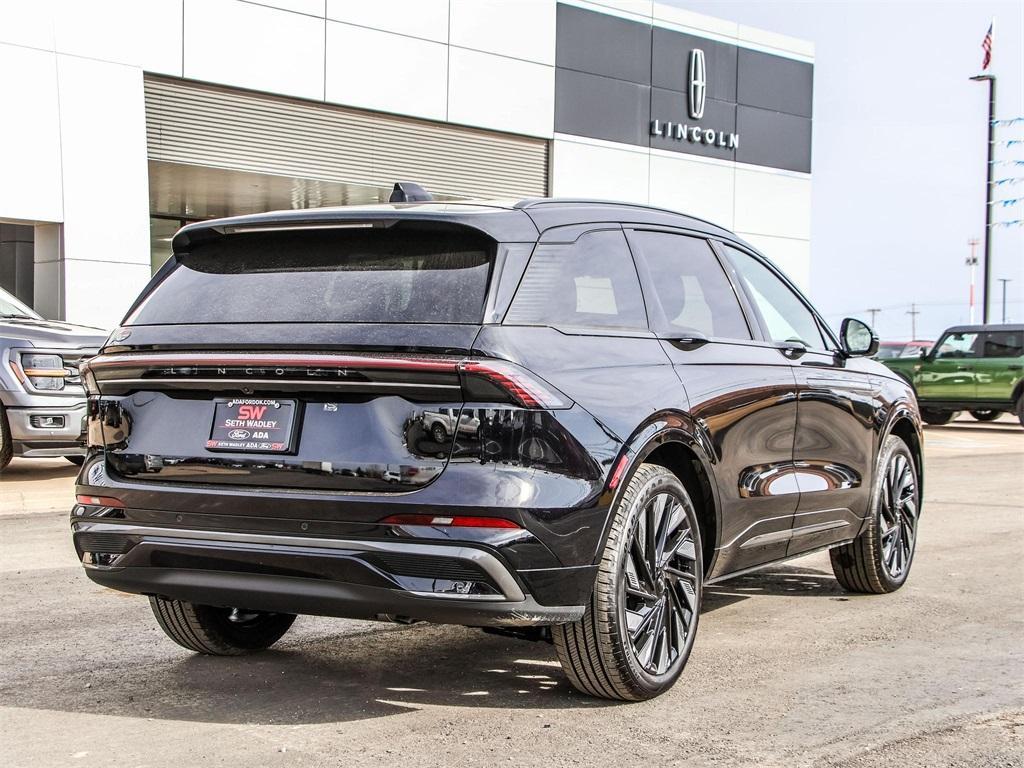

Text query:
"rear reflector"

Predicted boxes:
[[76, 495, 125, 508], [380, 514, 521, 529]]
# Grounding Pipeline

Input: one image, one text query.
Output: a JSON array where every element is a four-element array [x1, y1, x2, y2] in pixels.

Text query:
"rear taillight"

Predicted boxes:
[[76, 495, 125, 508], [380, 514, 521, 529], [459, 360, 572, 409]]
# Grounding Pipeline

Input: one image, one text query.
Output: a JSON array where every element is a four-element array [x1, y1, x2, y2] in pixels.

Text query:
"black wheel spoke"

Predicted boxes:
[[622, 490, 700, 676]]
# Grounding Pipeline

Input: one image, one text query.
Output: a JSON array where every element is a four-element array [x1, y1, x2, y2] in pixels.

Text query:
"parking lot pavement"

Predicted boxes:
[[1, 419, 1021, 768]]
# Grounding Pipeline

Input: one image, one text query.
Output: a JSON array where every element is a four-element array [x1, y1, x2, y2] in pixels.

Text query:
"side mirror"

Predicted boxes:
[[840, 317, 878, 357], [918, 347, 929, 360]]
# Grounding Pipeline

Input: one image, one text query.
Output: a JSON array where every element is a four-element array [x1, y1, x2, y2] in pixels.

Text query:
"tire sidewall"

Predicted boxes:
[[866, 436, 919, 590], [606, 467, 703, 696]]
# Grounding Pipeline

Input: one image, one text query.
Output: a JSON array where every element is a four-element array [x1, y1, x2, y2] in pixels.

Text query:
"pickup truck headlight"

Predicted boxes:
[[19, 353, 68, 391]]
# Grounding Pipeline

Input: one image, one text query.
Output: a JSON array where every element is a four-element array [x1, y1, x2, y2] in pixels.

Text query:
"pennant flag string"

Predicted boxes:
[[992, 117, 1024, 126], [994, 177, 1024, 186], [989, 197, 1023, 207], [991, 219, 1023, 227]]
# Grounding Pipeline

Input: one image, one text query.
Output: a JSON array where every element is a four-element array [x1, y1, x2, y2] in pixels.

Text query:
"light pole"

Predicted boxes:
[[966, 238, 980, 323], [867, 308, 881, 329], [969, 73, 996, 323], [997, 278, 1012, 323]]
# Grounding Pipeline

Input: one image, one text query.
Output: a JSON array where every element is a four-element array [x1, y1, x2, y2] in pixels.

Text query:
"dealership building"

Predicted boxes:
[[0, 0, 813, 330]]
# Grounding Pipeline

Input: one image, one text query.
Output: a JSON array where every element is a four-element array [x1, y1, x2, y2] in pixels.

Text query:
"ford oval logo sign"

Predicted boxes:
[[688, 49, 706, 119], [228, 429, 251, 440]]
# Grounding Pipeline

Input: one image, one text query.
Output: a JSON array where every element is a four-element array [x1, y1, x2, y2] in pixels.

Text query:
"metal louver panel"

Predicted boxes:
[[145, 76, 548, 200]]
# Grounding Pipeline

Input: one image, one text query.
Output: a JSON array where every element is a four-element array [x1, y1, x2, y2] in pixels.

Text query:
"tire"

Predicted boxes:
[[920, 408, 953, 426], [149, 596, 295, 655], [830, 436, 919, 594], [65, 455, 85, 466], [969, 410, 1000, 422], [553, 463, 703, 701], [0, 404, 12, 471], [1016, 396, 1024, 428], [431, 423, 448, 443]]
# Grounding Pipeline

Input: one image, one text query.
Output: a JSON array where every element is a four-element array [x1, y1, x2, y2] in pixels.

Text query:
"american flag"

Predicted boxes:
[[981, 22, 993, 70]]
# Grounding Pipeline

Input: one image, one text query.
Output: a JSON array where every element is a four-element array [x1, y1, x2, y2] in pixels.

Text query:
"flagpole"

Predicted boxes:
[[971, 20, 995, 324]]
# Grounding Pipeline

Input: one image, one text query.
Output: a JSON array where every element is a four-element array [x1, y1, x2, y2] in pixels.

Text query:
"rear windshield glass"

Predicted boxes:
[[127, 225, 494, 325]]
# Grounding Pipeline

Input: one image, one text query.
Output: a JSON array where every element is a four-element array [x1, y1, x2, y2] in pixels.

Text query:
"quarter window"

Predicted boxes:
[[723, 245, 826, 349], [632, 232, 751, 340], [506, 229, 647, 331]]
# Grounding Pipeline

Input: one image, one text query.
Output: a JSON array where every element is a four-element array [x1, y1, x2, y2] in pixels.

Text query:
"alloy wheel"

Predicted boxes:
[[621, 492, 699, 676], [879, 453, 917, 579]]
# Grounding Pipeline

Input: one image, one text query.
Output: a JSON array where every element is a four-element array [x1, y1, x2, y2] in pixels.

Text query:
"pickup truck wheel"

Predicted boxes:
[[920, 408, 954, 426], [431, 423, 448, 443], [969, 410, 1000, 422], [552, 463, 702, 701], [0, 405, 12, 471], [830, 436, 919, 593], [1017, 396, 1024, 427], [149, 596, 296, 655]]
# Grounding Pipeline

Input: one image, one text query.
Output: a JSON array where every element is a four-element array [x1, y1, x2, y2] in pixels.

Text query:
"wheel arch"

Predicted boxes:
[[883, 404, 924, 498], [600, 411, 721, 577]]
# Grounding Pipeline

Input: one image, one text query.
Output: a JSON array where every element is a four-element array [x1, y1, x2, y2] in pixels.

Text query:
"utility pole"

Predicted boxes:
[[906, 303, 920, 339], [867, 308, 881, 329], [966, 238, 980, 323], [997, 278, 1012, 323], [969, 73, 996, 323]]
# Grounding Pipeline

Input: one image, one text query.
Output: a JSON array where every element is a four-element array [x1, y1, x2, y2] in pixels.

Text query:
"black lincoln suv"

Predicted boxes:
[[74, 197, 923, 700]]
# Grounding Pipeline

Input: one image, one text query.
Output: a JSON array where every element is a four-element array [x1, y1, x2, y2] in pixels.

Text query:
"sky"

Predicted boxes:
[[669, 0, 1024, 341]]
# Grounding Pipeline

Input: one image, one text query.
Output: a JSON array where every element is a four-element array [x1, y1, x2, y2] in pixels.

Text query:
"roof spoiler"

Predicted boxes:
[[389, 182, 433, 203]]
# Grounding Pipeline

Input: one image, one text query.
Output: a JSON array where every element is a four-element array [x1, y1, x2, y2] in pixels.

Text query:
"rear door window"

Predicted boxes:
[[982, 331, 1023, 358], [505, 229, 647, 331], [127, 226, 494, 325], [630, 231, 751, 340]]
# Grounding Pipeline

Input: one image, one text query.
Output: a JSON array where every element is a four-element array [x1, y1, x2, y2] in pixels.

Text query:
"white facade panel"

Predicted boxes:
[[648, 153, 736, 231], [184, 0, 325, 101], [737, 232, 811, 292], [447, 48, 554, 137], [0, 3, 56, 50], [253, 0, 326, 17], [551, 138, 649, 204], [733, 168, 812, 241], [449, 0, 555, 65], [0, 44, 63, 223], [52, 0, 183, 75], [326, 22, 448, 121], [56, 54, 150, 324], [63, 260, 152, 328], [325, 0, 449, 43]]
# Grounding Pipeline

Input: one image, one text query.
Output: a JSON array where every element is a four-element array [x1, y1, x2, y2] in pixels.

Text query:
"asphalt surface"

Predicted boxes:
[[1, 415, 1022, 767]]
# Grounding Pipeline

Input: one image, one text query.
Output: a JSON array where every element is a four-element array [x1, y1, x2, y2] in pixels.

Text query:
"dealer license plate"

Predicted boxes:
[[206, 398, 298, 453]]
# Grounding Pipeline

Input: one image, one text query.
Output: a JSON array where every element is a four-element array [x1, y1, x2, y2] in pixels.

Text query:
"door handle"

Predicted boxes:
[[1008, 365, 1023, 371], [955, 365, 971, 371], [778, 342, 807, 359]]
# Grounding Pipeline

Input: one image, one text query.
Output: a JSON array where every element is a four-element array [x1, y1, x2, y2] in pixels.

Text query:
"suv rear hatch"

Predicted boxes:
[[87, 221, 515, 493]]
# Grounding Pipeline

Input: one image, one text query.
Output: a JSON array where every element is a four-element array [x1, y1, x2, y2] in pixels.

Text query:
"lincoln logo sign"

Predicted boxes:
[[650, 47, 739, 150], [688, 49, 706, 119]]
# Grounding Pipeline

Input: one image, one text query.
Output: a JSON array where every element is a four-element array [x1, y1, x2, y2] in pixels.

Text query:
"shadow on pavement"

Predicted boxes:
[[0, 564, 851, 726]]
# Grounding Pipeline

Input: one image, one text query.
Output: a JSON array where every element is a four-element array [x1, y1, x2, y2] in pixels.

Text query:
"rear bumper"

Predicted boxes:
[[72, 521, 587, 627]]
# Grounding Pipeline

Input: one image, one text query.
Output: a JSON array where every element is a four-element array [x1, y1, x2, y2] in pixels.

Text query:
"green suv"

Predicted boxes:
[[883, 324, 1023, 426]]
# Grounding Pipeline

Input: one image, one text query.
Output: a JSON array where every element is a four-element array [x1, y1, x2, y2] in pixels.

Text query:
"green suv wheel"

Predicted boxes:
[[969, 410, 1000, 422], [920, 409, 954, 426]]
